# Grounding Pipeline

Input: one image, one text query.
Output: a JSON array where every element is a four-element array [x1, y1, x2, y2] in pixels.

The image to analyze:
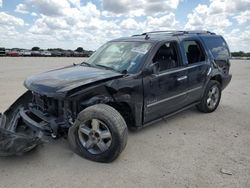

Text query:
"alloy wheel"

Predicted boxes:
[[207, 85, 220, 110], [78, 119, 112, 155]]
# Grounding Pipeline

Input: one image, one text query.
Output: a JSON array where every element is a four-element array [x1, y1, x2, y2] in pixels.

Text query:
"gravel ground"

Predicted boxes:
[[0, 57, 249, 188]]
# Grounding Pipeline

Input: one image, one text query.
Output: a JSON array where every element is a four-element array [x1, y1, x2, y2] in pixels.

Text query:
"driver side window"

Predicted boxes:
[[153, 42, 180, 72]]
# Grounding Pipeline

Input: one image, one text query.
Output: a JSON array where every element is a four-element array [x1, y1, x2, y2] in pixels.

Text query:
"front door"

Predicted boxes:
[[143, 41, 188, 123]]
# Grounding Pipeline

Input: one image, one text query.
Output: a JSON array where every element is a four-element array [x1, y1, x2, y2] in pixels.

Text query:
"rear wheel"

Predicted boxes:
[[197, 80, 221, 113], [68, 104, 128, 163]]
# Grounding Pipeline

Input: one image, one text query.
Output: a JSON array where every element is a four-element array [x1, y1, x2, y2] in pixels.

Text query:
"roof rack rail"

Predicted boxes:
[[142, 30, 187, 35], [185, 30, 216, 35], [132, 30, 216, 38]]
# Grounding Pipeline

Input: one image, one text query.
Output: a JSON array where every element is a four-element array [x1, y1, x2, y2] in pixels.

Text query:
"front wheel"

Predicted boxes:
[[197, 80, 221, 113], [68, 104, 128, 163]]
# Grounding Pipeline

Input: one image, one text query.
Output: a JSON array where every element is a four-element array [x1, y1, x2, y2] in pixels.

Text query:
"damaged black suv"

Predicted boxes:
[[0, 31, 232, 162]]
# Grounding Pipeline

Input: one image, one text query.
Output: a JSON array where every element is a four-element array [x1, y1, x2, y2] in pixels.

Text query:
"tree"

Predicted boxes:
[[75, 47, 84, 52], [32, 46, 40, 51]]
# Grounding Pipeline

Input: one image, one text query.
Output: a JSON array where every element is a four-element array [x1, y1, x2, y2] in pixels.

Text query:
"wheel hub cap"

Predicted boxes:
[[78, 119, 112, 155], [207, 85, 219, 110]]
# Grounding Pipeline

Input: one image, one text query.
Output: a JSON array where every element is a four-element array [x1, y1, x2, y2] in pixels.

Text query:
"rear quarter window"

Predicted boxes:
[[203, 36, 230, 60]]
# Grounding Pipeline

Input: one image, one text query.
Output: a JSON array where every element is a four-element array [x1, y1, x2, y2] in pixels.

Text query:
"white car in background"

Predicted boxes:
[[41, 51, 51, 56], [23, 51, 32, 56]]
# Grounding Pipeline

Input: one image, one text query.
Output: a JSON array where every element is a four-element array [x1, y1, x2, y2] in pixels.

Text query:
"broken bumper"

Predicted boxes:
[[0, 91, 43, 156], [221, 74, 232, 90], [0, 126, 42, 157], [0, 112, 42, 156]]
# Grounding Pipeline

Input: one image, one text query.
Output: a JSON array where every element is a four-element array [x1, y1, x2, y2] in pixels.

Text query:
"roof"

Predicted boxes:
[[111, 30, 218, 43]]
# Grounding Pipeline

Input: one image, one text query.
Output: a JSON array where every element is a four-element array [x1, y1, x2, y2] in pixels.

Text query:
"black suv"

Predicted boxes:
[[0, 31, 232, 162]]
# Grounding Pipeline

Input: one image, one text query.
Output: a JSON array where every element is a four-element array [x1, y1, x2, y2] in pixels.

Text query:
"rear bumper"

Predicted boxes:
[[221, 74, 232, 90]]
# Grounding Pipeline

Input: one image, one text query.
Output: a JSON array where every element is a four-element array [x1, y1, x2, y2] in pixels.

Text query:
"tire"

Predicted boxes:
[[196, 80, 221, 113], [68, 104, 128, 163]]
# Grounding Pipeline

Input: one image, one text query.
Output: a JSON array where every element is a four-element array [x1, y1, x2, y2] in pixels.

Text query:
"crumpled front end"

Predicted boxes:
[[0, 89, 74, 156], [0, 126, 42, 156], [0, 91, 43, 156]]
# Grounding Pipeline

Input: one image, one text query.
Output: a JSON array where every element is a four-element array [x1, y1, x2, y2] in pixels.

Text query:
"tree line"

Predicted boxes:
[[231, 51, 250, 57], [31, 46, 89, 53]]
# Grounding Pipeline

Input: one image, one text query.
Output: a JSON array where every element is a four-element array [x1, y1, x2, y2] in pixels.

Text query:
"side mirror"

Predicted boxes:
[[143, 62, 158, 76]]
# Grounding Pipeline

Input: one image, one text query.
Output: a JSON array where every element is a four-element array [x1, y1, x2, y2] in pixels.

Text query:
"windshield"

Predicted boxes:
[[86, 41, 152, 73]]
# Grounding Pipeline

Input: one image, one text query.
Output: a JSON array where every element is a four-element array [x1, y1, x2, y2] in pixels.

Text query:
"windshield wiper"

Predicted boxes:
[[94, 64, 120, 73], [80, 62, 92, 67]]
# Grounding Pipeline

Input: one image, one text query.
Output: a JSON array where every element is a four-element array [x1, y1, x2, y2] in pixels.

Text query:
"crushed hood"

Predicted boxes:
[[24, 65, 122, 97]]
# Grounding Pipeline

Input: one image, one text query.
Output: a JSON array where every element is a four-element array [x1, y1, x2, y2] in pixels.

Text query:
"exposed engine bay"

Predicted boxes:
[[0, 91, 72, 156]]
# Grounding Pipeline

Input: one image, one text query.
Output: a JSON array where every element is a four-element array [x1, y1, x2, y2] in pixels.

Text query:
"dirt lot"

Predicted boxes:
[[0, 57, 249, 188]]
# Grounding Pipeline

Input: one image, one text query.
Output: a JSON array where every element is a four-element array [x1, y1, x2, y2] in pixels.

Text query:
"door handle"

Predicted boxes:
[[177, 75, 187, 81]]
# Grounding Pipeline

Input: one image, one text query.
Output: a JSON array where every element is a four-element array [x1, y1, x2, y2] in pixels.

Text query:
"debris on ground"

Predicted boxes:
[[220, 168, 233, 175], [234, 133, 239, 138]]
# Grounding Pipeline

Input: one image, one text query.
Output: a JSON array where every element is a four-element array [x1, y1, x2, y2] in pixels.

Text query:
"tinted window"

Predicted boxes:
[[183, 40, 205, 64], [153, 42, 180, 72], [203, 36, 230, 60]]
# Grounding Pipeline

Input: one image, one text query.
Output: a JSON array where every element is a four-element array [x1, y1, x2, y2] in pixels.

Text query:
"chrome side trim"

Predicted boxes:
[[147, 86, 203, 108], [207, 67, 212, 76], [177, 75, 188, 81], [158, 63, 205, 77]]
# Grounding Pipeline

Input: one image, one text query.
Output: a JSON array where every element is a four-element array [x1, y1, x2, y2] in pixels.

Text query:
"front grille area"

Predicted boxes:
[[32, 93, 62, 117]]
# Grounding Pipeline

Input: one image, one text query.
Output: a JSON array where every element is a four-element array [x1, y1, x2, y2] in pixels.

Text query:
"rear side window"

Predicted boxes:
[[183, 40, 205, 64], [203, 36, 230, 60]]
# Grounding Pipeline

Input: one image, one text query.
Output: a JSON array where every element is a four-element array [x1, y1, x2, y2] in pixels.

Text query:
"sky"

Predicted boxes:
[[0, 0, 249, 51]]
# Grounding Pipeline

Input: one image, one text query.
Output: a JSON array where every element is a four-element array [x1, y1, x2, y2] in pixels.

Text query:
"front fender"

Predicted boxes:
[[80, 95, 114, 108]]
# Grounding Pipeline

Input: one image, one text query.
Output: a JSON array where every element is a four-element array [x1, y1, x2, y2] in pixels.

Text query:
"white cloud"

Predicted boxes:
[[0, 0, 249, 51], [26, 2, 119, 49], [185, 4, 232, 33], [120, 18, 140, 30], [0, 12, 24, 26], [145, 13, 178, 31], [102, 0, 180, 17], [0, 12, 25, 46], [224, 29, 250, 51], [15, 3, 29, 14], [234, 10, 250, 24], [28, 0, 71, 16], [68, 0, 81, 7], [185, 0, 250, 51], [185, 0, 250, 31], [209, 0, 250, 14], [31, 12, 37, 17]]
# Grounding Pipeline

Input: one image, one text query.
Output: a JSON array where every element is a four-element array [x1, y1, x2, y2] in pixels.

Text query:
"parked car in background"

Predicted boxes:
[[63, 50, 74, 57], [31, 51, 41, 56], [0, 47, 6, 56], [7, 50, 19, 56], [51, 50, 62, 57], [41, 51, 51, 56], [23, 50, 32, 56]]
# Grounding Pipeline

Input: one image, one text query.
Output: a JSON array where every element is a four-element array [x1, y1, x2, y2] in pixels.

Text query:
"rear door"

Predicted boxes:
[[179, 37, 209, 103], [143, 41, 188, 123]]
